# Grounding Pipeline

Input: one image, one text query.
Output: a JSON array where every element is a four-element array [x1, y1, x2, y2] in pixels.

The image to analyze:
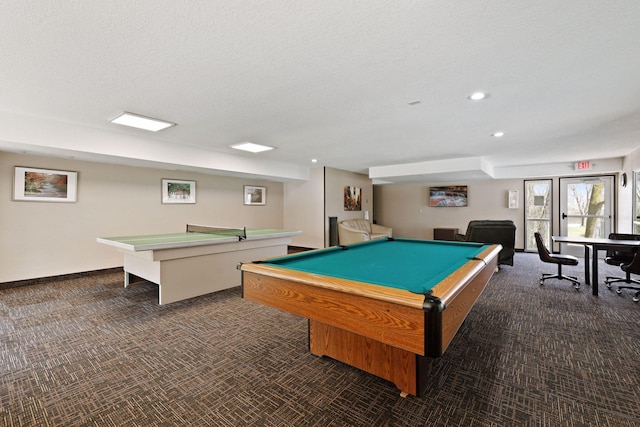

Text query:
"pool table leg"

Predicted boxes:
[[309, 320, 420, 397]]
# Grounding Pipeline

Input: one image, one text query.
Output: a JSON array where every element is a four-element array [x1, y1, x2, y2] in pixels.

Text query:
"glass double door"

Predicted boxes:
[[558, 176, 614, 257]]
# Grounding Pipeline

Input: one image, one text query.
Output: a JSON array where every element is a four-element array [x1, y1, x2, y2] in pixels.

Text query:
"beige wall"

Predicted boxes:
[[1, 152, 283, 282], [374, 170, 637, 252], [283, 167, 373, 249], [4, 149, 637, 282], [284, 167, 325, 249], [374, 179, 525, 248], [324, 167, 373, 245]]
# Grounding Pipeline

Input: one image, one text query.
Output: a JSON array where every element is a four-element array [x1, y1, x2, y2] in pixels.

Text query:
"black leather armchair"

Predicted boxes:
[[456, 220, 516, 266]]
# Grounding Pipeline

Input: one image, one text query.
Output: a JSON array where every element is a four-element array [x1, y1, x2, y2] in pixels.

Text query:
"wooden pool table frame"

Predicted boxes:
[[240, 242, 501, 397]]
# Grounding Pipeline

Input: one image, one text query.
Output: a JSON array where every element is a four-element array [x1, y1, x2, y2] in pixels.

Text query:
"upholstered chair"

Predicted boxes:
[[338, 219, 392, 245]]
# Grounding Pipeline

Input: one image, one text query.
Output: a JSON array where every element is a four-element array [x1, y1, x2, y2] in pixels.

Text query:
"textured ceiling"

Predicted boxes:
[[1, 1, 639, 182]]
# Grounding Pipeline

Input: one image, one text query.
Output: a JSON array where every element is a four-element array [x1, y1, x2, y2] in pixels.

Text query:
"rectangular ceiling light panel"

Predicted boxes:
[[230, 142, 275, 153], [110, 112, 176, 132]]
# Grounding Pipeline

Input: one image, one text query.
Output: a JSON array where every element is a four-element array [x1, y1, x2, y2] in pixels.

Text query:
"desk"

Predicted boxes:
[[97, 228, 301, 304], [240, 238, 501, 397], [552, 236, 640, 296]]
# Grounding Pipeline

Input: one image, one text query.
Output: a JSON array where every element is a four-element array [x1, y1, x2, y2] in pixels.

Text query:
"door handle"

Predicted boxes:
[[562, 213, 568, 219]]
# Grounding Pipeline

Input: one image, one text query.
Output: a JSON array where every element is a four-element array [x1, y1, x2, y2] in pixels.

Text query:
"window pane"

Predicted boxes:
[[565, 182, 605, 238], [525, 179, 552, 252], [635, 172, 640, 233], [526, 220, 551, 250]]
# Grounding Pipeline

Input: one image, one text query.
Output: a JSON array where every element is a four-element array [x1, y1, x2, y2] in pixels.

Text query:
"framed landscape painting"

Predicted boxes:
[[429, 186, 468, 207], [13, 166, 78, 202], [244, 185, 266, 205], [162, 179, 196, 204]]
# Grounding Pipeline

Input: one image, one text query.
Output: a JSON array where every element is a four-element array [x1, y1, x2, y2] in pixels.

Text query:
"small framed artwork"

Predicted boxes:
[[244, 185, 266, 205], [162, 179, 196, 204], [344, 186, 362, 211], [508, 190, 519, 209], [429, 186, 468, 207], [13, 166, 78, 202]]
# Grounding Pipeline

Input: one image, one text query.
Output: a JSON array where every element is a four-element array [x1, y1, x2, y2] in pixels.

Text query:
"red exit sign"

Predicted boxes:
[[575, 161, 592, 171]]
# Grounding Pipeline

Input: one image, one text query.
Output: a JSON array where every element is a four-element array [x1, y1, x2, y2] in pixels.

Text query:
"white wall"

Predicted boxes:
[[620, 148, 640, 233], [1, 152, 283, 282]]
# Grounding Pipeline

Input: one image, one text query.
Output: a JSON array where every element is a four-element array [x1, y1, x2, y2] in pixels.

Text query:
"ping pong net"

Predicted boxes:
[[186, 224, 247, 241]]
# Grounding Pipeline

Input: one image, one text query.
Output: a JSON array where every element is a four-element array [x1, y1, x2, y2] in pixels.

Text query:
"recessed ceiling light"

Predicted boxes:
[[230, 142, 275, 153], [468, 92, 487, 101], [311, 159, 318, 163], [110, 112, 175, 132], [492, 131, 505, 137]]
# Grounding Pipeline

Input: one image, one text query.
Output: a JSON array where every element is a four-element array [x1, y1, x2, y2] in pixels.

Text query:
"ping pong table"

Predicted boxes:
[[97, 225, 301, 304]]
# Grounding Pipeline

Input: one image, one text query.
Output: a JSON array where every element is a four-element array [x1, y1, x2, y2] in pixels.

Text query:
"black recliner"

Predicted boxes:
[[456, 220, 516, 266]]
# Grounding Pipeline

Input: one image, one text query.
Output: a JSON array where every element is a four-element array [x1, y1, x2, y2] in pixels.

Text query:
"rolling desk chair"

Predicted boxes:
[[534, 232, 580, 290], [613, 251, 640, 302], [604, 233, 640, 290]]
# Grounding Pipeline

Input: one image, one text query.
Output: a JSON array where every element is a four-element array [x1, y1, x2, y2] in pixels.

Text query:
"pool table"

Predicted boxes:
[[240, 238, 501, 397]]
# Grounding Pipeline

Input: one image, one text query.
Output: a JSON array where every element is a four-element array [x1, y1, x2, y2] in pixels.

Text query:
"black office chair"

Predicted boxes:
[[534, 232, 580, 289], [604, 233, 640, 289], [613, 251, 640, 302]]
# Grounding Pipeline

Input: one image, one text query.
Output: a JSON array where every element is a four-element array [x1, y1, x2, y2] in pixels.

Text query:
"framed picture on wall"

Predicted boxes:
[[344, 186, 362, 211], [13, 166, 78, 202], [429, 186, 468, 207], [244, 185, 266, 205], [162, 179, 196, 204]]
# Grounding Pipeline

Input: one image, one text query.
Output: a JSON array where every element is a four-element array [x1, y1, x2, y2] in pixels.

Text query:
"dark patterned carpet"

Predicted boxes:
[[1, 252, 639, 426]]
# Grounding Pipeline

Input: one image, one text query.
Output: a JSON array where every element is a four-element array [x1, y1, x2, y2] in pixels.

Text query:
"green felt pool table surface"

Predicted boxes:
[[260, 238, 490, 294]]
